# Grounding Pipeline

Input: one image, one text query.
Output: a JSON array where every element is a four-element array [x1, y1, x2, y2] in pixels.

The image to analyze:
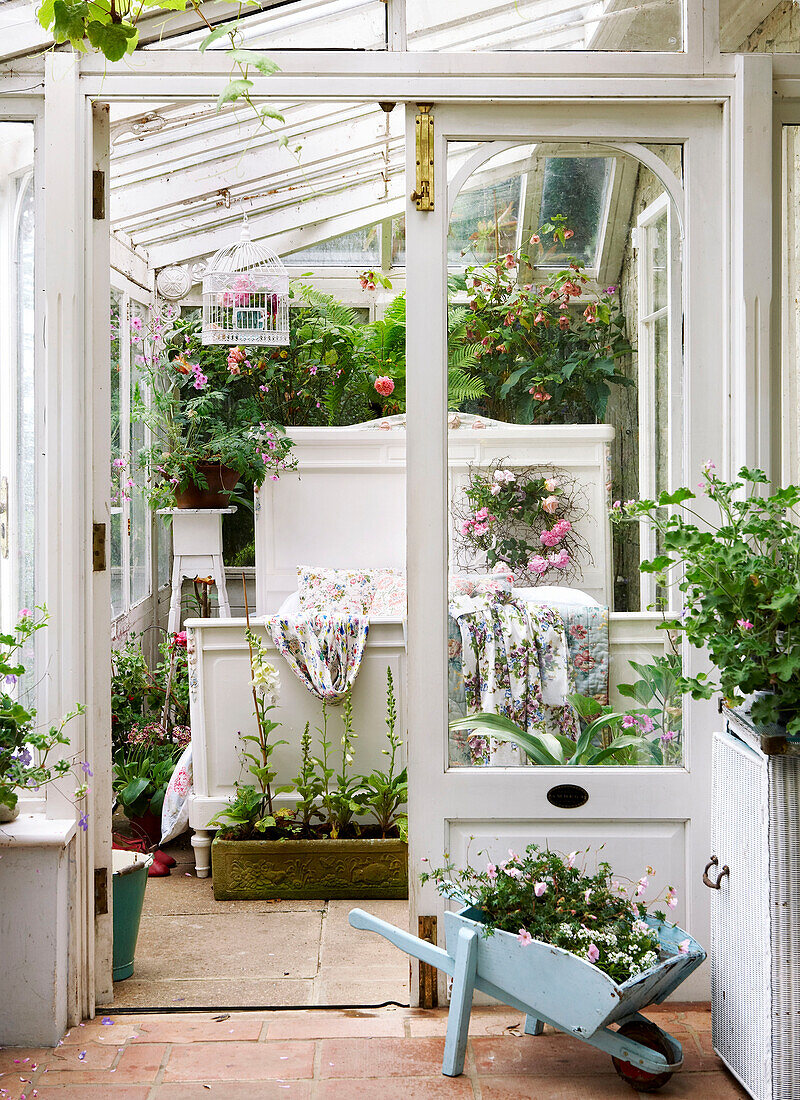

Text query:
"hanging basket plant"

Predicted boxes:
[[452, 458, 591, 585]]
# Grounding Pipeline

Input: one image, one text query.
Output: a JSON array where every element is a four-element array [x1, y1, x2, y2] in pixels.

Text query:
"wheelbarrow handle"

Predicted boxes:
[[349, 908, 455, 977]]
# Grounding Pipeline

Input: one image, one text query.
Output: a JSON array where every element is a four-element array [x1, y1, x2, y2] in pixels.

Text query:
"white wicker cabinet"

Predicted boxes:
[[711, 712, 800, 1100]]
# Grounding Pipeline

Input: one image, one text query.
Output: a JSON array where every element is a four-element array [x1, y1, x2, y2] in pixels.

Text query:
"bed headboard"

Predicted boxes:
[[254, 416, 614, 615]]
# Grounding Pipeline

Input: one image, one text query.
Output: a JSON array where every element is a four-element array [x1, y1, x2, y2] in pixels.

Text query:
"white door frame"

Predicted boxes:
[[406, 99, 728, 1002]]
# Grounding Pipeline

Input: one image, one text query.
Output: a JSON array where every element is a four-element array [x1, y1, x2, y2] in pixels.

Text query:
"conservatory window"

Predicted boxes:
[[287, 224, 381, 268], [110, 281, 156, 622], [720, 3, 800, 52], [405, 0, 682, 51]]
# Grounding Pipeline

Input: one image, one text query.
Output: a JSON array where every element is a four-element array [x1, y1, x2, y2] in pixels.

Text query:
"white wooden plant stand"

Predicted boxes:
[[159, 508, 235, 635]]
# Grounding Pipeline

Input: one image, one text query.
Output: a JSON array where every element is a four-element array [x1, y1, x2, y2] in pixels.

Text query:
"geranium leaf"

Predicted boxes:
[[86, 18, 138, 60]]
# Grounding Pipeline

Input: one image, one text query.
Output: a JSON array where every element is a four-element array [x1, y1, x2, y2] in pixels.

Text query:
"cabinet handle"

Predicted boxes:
[[702, 855, 730, 890]]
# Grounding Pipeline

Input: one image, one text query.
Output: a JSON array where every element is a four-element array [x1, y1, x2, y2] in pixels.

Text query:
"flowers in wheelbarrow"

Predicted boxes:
[[421, 843, 683, 984]]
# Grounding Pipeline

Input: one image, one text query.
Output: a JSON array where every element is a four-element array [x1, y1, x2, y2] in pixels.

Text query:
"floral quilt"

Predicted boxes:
[[266, 612, 368, 704], [449, 596, 609, 767]]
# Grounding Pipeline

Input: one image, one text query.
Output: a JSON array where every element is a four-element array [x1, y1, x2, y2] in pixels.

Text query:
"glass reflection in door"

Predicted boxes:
[[445, 143, 684, 769]]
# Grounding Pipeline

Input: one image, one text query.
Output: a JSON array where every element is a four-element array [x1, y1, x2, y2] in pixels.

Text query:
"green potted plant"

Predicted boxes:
[[0, 608, 88, 824], [452, 216, 633, 425], [209, 620, 408, 899], [113, 724, 188, 845], [135, 312, 295, 509], [612, 463, 800, 735]]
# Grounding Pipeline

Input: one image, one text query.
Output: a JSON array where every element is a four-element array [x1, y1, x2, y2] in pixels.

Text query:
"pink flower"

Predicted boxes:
[[558, 316, 570, 330], [528, 555, 548, 576], [666, 888, 678, 910], [505, 866, 523, 879], [586, 943, 600, 963], [534, 881, 547, 897], [567, 851, 577, 869], [539, 528, 562, 548], [622, 715, 637, 729], [548, 549, 570, 569], [374, 376, 395, 397], [544, 478, 558, 492], [638, 715, 654, 733], [228, 364, 241, 375], [636, 876, 648, 896], [517, 928, 533, 946], [737, 618, 754, 630], [541, 495, 559, 515], [486, 862, 497, 882], [678, 939, 691, 955], [530, 234, 541, 244], [112, 457, 126, 468], [553, 519, 572, 537], [533, 312, 547, 326], [504, 254, 516, 269], [564, 229, 574, 239], [19, 608, 30, 618], [530, 388, 551, 401]]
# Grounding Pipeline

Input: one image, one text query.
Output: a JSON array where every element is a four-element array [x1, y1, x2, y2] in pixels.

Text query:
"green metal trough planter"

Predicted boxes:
[[211, 835, 408, 900], [350, 905, 705, 1091]]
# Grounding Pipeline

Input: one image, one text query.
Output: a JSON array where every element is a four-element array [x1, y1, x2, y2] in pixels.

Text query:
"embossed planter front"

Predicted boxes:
[[211, 836, 408, 900]]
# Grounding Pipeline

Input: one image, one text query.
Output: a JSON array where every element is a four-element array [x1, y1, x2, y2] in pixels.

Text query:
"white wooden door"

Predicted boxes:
[[405, 100, 726, 1001]]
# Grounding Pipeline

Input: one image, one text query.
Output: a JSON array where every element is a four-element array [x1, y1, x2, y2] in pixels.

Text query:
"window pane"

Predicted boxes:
[[538, 158, 612, 269], [446, 141, 684, 769], [129, 301, 149, 607], [110, 289, 124, 618], [721, 6, 800, 52], [15, 176, 36, 627], [287, 225, 381, 267], [406, 0, 682, 52]]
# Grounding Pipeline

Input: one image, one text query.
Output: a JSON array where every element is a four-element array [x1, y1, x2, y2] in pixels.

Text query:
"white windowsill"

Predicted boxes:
[[0, 813, 77, 848]]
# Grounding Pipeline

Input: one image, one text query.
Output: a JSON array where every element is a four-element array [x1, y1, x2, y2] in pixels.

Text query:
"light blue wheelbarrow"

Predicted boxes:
[[349, 904, 705, 1091]]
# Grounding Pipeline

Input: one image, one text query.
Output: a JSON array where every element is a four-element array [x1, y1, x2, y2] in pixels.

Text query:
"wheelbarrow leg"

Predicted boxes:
[[524, 1015, 545, 1036], [442, 927, 478, 1077]]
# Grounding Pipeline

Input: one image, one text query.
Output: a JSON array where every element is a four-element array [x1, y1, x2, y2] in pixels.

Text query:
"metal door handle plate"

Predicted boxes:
[[702, 855, 730, 890]]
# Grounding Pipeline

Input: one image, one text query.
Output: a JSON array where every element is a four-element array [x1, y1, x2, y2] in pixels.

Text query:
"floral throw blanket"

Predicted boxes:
[[449, 596, 610, 766], [448, 592, 580, 766], [266, 612, 368, 704]]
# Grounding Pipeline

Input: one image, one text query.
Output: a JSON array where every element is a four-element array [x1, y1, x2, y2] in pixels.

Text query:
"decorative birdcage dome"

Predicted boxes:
[[201, 217, 289, 346]]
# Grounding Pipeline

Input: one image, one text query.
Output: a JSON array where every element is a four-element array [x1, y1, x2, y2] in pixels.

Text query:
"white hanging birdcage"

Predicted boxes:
[[201, 217, 290, 346]]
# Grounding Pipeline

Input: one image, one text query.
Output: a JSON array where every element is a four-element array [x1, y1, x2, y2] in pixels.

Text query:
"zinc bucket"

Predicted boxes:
[[112, 850, 152, 981]]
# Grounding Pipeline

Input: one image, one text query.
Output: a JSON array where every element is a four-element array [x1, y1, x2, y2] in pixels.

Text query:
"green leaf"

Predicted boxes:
[[217, 78, 254, 111], [86, 19, 138, 61], [121, 777, 150, 806], [657, 487, 696, 506], [567, 693, 604, 719], [260, 106, 286, 123], [52, 0, 89, 43], [228, 49, 280, 76], [199, 21, 240, 51], [640, 555, 673, 574], [37, 0, 56, 30]]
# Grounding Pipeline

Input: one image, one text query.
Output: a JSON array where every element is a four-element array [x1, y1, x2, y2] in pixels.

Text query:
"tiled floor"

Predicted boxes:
[[0, 1004, 747, 1099], [112, 837, 408, 1009]]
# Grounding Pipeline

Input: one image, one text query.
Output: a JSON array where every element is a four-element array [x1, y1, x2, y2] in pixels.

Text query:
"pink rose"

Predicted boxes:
[[528, 555, 548, 576], [541, 495, 559, 514], [374, 376, 395, 397]]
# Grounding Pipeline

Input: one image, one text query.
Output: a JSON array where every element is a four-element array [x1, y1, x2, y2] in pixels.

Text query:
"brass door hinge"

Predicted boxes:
[[94, 866, 109, 916], [92, 170, 106, 221], [92, 522, 106, 572], [417, 915, 438, 1007], [410, 105, 434, 211]]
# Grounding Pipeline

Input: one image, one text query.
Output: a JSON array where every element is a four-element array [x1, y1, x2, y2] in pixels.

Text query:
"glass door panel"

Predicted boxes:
[[444, 141, 684, 770]]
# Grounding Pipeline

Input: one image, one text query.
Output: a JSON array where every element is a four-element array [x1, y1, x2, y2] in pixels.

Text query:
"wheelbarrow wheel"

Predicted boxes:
[[611, 1020, 674, 1092]]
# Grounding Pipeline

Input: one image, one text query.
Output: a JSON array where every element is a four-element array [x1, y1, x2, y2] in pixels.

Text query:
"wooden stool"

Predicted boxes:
[[159, 508, 235, 635]]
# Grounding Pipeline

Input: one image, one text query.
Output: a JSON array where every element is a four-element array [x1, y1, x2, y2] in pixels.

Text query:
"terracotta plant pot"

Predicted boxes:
[[211, 836, 408, 901], [173, 462, 240, 508]]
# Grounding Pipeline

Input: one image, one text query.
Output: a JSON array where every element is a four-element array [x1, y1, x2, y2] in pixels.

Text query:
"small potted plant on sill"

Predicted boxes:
[[209, 626, 408, 901], [0, 608, 89, 824], [134, 312, 295, 510]]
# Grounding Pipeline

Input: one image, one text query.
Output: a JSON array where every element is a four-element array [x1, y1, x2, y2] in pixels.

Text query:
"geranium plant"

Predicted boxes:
[[453, 459, 589, 583], [612, 464, 800, 735], [1, 609, 89, 820], [454, 216, 633, 424], [421, 843, 684, 984]]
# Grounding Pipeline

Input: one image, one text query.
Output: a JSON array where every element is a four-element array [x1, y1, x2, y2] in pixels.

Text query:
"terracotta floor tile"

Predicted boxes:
[[0, 1050, 49, 1074], [471, 1033, 612, 1077], [152, 1083, 312, 1099], [28, 1087, 151, 1100], [31, 1044, 117, 1083], [163, 1040, 315, 1082], [129, 1013, 263, 1044], [59, 1020, 143, 1045], [318, 1036, 446, 1077], [477, 1074, 642, 1099], [314, 1077, 475, 1098], [265, 1008, 406, 1039], [652, 1069, 750, 1098], [112, 1042, 168, 1082]]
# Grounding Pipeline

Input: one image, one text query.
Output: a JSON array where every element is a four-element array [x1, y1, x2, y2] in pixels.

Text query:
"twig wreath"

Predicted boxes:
[[452, 458, 591, 585]]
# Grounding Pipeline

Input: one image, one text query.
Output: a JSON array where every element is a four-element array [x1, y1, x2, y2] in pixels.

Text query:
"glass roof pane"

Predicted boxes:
[[538, 157, 612, 268], [149, 0, 387, 51], [286, 224, 381, 266], [405, 0, 682, 51], [720, 1, 800, 52]]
